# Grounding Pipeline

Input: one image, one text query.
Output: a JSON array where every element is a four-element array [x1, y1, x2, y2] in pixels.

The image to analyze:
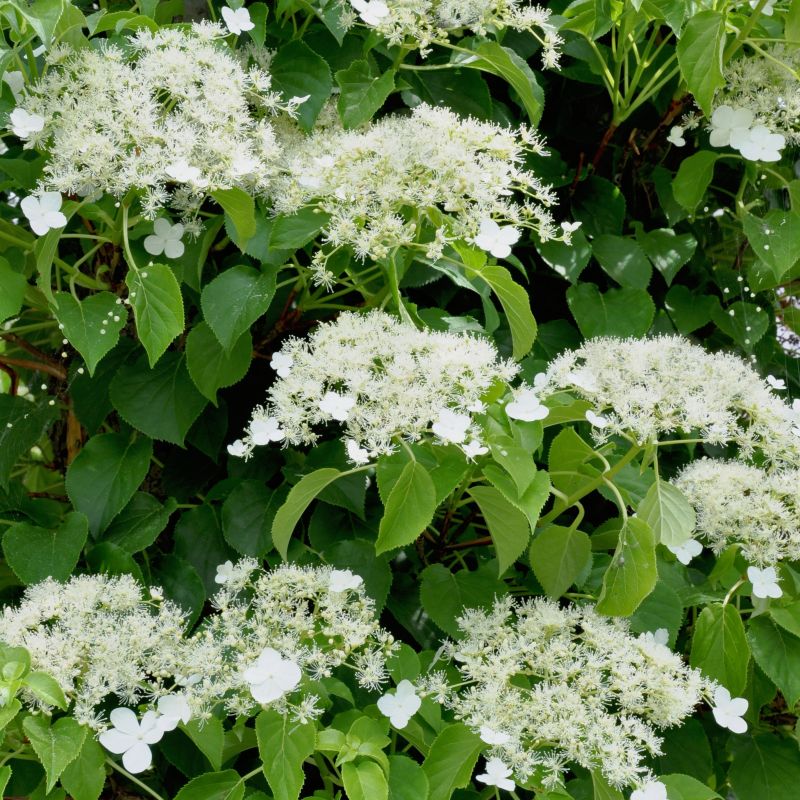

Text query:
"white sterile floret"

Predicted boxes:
[[236, 311, 517, 459], [766, 374, 786, 390], [711, 686, 748, 733], [329, 569, 364, 593], [100, 708, 164, 773], [631, 780, 668, 800], [227, 439, 247, 457], [560, 220, 582, 234], [20, 192, 66, 235], [432, 408, 471, 444], [747, 566, 782, 599], [666, 538, 703, 565], [144, 218, 185, 259], [155, 694, 192, 732], [270, 351, 294, 378], [667, 125, 686, 147], [476, 757, 515, 791], [463, 439, 489, 459], [9, 108, 44, 138], [473, 218, 521, 259], [0, 575, 185, 728], [538, 336, 800, 464], [505, 387, 549, 421], [215, 560, 235, 584], [350, 0, 390, 25], [273, 104, 564, 263], [585, 409, 609, 428], [19, 24, 288, 216], [732, 125, 785, 162], [220, 5, 255, 34], [249, 415, 285, 445], [708, 105, 754, 148], [243, 647, 303, 703], [422, 597, 714, 790], [377, 680, 421, 728], [675, 459, 800, 567]]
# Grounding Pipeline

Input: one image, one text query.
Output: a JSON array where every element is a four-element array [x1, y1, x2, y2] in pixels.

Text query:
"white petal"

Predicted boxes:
[[250, 679, 284, 703], [163, 239, 184, 259], [143, 235, 165, 256], [99, 729, 134, 754], [122, 741, 153, 773], [153, 217, 172, 237], [109, 707, 141, 735]]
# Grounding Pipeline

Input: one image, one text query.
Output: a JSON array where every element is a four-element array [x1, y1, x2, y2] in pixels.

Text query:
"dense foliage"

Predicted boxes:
[[1, 0, 800, 799]]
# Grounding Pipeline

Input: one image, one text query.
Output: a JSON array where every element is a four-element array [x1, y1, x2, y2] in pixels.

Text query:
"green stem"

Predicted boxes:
[[105, 758, 167, 800], [724, 0, 769, 62]]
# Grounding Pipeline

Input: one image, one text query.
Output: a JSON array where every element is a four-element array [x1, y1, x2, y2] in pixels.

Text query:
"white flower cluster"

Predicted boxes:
[[177, 560, 397, 720], [539, 336, 800, 465], [342, 0, 562, 66], [0, 575, 185, 729], [15, 23, 288, 217], [674, 458, 800, 569], [420, 597, 713, 789], [272, 103, 562, 262], [231, 311, 518, 461], [707, 105, 785, 162]]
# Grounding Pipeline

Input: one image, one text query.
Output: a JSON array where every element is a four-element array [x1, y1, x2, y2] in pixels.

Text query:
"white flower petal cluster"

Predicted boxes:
[[341, 0, 562, 67], [712, 44, 800, 147], [539, 336, 800, 465], [19, 23, 287, 217], [99, 708, 164, 773], [177, 561, 397, 720], [235, 311, 518, 460], [272, 103, 563, 262], [0, 575, 186, 728], [421, 597, 713, 790], [674, 458, 800, 568], [377, 679, 421, 728], [708, 106, 785, 161]]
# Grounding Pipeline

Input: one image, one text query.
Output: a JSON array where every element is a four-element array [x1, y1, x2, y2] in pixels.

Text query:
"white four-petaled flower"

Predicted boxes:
[[220, 6, 255, 35], [747, 565, 782, 599], [766, 374, 786, 390], [346, 439, 371, 465], [329, 568, 363, 593], [319, 391, 356, 422], [505, 388, 549, 421], [560, 220, 582, 234], [732, 125, 785, 162], [585, 409, 609, 428], [473, 218, 521, 259], [155, 694, 192, 732], [475, 757, 515, 791], [270, 352, 293, 378], [377, 680, 421, 728], [350, 0, 390, 26], [243, 647, 302, 703], [667, 125, 686, 147], [144, 218, 185, 259], [711, 686, 748, 733], [99, 708, 164, 773], [631, 780, 668, 800], [463, 439, 489, 459], [215, 560, 235, 584], [709, 106, 754, 148], [9, 108, 44, 139], [249, 416, 285, 444], [21, 192, 67, 236], [166, 160, 205, 185], [666, 538, 703, 565], [227, 439, 248, 458], [432, 408, 471, 444]]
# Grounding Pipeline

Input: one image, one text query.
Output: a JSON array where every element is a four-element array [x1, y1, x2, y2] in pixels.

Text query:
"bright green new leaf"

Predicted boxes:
[[182, 717, 225, 772], [24, 671, 68, 709], [659, 774, 721, 800], [269, 207, 331, 250], [376, 460, 437, 554], [342, 761, 389, 800], [530, 525, 592, 599], [690, 603, 750, 695], [387, 755, 429, 800], [210, 188, 256, 243], [637, 479, 695, 547], [256, 709, 316, 800]]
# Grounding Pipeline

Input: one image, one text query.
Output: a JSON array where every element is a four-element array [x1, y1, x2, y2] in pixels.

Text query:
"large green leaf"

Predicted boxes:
[[270, 40, 332, 131], [173, 770, 245, 800], [742, 211, 800, 282], [0, 395, 59, 488], [376, 460, 437, 555], [567, 283, 655, 338], [60, 735, 106, 800], [102, 492, 177, 553], [210, 188, 256, 243], [422, 723, 484, 800], [65, 432, 153, 536], [3, 511, 88, 584], [335, 60, 395, 128], [255, 710, 316, 800], [637, 479, 695, 547], [672, 152, 719, 214], [222, 480, 282, 557], [342, 761, 389, 800], [186, 322, 252, 404], [729, 736, 800, 800], [676, 11, 726, 115], [591, 235, 652, 289], [126, 263, 185, 367], [689, 603, 750, 695], [23, 715, 87, 792], [748, 616, 800, 708], [468, 484, 531, 574], [638, 228, 697, 285], [530, 525, 592, 599]]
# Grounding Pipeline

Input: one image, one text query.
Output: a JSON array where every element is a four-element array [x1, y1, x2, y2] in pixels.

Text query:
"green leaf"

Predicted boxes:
[[51, 291, 126, 375], [0, 395, 59, 488], [0, 256, 26, 323], [742, 211, 800, 282], [591, 770, 624, 800], [342, 761, 388, 800], [102, 492, 177, 553], [535, 229, 591, 283], [186, 322, 252, 404], [422, 723, 484, 800], [672, 152, 719, 213], [255, 709, 316, 800], [335, 60, 395, 128], [182, 717, 224, 772], [659, 774, 721, 800], [676, 10, 726, 115], [3, 511, 88, 584], [567, 283, 655, 338], [637, 479, 695, 547], [201, 265, 276, 353], [596, 517, 657, 616], [376, 461, 437, 555], [689, 603, 750, 695], [272, 468, 343, 559], [729, 735, 800, 800], [629, 581, 684, 644], [210, 188, 256, 243], [638, 228, 697, 285], [0, 766, 10, 799], [664, 285, 719, 334], [270, 40, 332, 131], [454, 39, 544, 124], [65, 432, 153, 536], [269, 208, 330, 250], [10, 0, 64, 46], [24, 671, 68, 710], [388, 755, 429, 800], [222, 480, 282, 557], [173, 770, 245, 800], [748, 616, 800, 707], [126, 263, 184, 367], [591, 235, 652, 289], [23, 715, 87, 793], [530, 525, 592, 599], [60, 736, 106, 800], [468, 484, 531, 574], [769, 602, 800, 639], [711, 301, 769, 352]]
